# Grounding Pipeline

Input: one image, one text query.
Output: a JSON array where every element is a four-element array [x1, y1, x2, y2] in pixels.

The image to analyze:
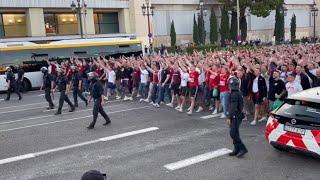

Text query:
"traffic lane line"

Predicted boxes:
[[0, 106, 150, 132], [200, 113, 223, 119], [0, 99, 121, 114], [0, 127, 159, 165], [0, 102, 129, 125], [164, 148, 232, 171]]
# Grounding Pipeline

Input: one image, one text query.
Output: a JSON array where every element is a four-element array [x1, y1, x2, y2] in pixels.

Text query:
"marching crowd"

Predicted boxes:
[[40, 44, 320, 126]]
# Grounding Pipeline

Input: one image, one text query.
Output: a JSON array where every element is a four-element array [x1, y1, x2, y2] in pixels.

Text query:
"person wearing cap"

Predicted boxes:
[[54, 68, 75, 115], [40, 67, 55, 109], [87, 72, 111, 129], [70, 66, 88, 107], [5, 66, 22, 101], [227, 76, 248, 158]]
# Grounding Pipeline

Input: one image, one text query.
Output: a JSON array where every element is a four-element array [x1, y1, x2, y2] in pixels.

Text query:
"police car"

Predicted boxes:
[[265, 87, 320, 157]]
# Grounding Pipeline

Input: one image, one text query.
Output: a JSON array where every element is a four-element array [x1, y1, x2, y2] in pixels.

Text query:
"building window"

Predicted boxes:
[[44, 13, 78, 35], [94, 13, 119, 34], [1, 14, 27, 37]]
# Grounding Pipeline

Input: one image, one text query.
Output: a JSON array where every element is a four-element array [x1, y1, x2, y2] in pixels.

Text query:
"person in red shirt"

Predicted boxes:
[[167, 63, 181, 108], [207, 65, 220, 115], [187, 65, 199, 115], [218, 66, 230, 118]]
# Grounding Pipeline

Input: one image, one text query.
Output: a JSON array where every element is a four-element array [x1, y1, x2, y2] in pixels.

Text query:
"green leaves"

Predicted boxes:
[[290, 14, 296, 42], [193, 14, 200, 45], [210, 9, 218, 44], [170, 20, 176, 47]]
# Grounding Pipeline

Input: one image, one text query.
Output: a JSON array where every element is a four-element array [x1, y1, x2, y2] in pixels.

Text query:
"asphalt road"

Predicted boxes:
[[0, 91, 319, 180]]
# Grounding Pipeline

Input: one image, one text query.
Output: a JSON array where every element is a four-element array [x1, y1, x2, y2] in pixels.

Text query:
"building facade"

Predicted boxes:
[[1, 0, 320, 46]]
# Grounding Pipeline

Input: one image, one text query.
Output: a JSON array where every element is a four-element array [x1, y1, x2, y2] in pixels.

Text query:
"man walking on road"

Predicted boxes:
[[40, 67, 55, 109], [5, 67, 22, 101], [87, 72, 111, 129], [54, 68, 75, 115], [228, 76, 248, 158], [70, 66, 88, 107]]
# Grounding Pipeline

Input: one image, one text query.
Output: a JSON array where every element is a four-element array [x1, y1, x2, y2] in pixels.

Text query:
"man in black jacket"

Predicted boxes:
[[5, 67, 22, 101], [268, 71, 286, 111], [40, 67, 55, 109], [295, 65, 311, 90], [70, 66, 88, 107], [54, 68, 75, 115], [87, 72, 111, 129], [304, 66, 320, 87], [228, 77, 248, 158]]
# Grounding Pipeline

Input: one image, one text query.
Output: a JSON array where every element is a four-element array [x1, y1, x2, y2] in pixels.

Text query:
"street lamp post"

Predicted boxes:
[[311, 1, 319, 43], [141, 0, 154, 50], [197, 0, 207, 45], [71, 0, 87, 39]]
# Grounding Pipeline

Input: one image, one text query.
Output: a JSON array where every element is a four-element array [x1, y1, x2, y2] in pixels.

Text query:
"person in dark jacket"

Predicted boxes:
[[70, 66, 88, 107], [16, 65, 25, 92], [5, 67, 22, 101], [304, 66, 320, 87], [87, 72, 111, 129], [227, 77, 248, 158], [295, 65, 311, 90], [40, 67, 55, 109], [54, 68, 75, 115], [268, 70, 286, 111], [251, 68, 268, 126]]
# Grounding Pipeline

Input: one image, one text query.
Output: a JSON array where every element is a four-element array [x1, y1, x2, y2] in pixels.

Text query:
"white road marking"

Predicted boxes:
[[0, 103, 128, 125], [164, 148, 232, 171], [0, 106, 149, 132], [37, 94, 45, 97], [0, 127, 159, 165], [0, 99, 122, 114], [200, 113, 223, 119]]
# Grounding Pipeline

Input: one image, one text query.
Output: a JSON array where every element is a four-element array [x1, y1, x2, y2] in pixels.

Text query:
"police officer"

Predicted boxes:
[[227, 76, 248, 158], [40, 67, 55, 109], [16, 65, 25, 92], [5, 67, 22, 101], [54, 68, 75, 115], [70, 66, 88, 107], [87, 72, 111, 129]]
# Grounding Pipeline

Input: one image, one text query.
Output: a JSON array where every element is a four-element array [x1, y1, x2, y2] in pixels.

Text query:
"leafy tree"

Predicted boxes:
[[274, 5, 285, 43], [193, 14, 199, 45], [290, 14, 296, 42], [230, 11, 238, 42], [210, 8, 218, 44], [198, 13, 205, 45], [220, 7, 230, 46], [170, 20, 176, 47], [218, 0, 284, 18], [240, 15, 247, 41]]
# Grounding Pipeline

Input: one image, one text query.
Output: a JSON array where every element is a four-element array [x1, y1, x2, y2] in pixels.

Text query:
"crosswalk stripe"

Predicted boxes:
[[164, 148, 232, 171], [0, 127, 159, 165], [200, 113, 223, 119]]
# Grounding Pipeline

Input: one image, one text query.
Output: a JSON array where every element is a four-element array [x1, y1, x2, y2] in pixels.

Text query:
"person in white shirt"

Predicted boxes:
[[105, 65, 116, 100], [176, 64, 189, 112], [138, 64, 149, 101], [286, 73, 303, 97]]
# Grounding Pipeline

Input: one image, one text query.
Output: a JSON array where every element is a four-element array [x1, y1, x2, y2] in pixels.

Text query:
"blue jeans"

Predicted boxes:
[[138, 82, 148, 99], [82, 78, 90, 92], [203, 85, 212, 107], [151, 83, 159, 103], [164, 84, 172, 103], [156, 85, 165, 104], [220, 91, 230, 116]]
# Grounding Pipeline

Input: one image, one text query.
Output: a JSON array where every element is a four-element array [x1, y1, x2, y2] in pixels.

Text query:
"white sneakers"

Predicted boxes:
[[250, 120, 257, 126], [258, 117, 267, 122], [220, 114, 226, 119], [212, 109, 218, 115], [187, 110, 192, 115], [196, 107, 203, 113], [175, 105, 181, 110], [177, 107, 183, 112], [166, 103, 174, 108], [128, 97, 133, 101], [116, 96, 121, 100], [123, 96, 129, 101], [139, 98, 144, 102]]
